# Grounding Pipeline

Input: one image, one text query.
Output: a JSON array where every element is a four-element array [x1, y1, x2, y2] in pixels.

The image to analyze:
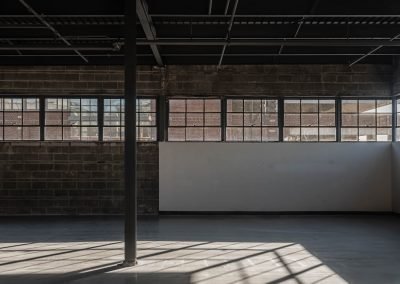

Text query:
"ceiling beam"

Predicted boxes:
[[136, 38, 400, 46], [349, 32, 400, 66], [136, 0, 163, 66], [208, 0, 213, 15], [18, 0, 88, 63], [218, 0, 239, 68], [279, 0, 320, 54]]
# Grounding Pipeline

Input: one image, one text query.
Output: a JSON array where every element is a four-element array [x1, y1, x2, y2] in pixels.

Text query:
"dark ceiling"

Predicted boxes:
[[0, 0, 400, 65]]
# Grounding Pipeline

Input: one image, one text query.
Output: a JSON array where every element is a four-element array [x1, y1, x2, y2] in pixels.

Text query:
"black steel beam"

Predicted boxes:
[[218, 0, 239, 68], [123, 0, 137, 267], [208, 0, 213, 15], [136, 0, 163, 66], [349, 32, 400, 66], [136, 38, 400, 46], [18, 0, 89, 63]]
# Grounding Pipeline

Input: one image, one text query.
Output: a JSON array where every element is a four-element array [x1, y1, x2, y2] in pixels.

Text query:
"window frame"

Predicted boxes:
[[283, 97, 337, 142], [340, 97, 393, 142], [0, 96, 40, 141], [225, 97, 279, 142], [167, 97, 223, 142]]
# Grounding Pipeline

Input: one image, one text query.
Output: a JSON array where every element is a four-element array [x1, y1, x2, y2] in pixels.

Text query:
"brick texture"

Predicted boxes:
[[0, 142, 158, 215], [0, 64, 397, 215]]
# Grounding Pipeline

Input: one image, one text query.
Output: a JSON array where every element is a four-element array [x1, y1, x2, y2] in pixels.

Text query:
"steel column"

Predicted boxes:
[[123, 0, 137, 266]]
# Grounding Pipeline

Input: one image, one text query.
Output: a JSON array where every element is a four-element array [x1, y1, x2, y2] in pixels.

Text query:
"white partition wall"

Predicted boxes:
[[160, 142, 392, 212]]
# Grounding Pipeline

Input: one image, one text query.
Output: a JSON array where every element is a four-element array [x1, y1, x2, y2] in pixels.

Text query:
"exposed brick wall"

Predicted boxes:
[[0, 64, 397, 215], [165, 65, 393, 97], [0, 142, 158, 215], [0, 66, 161, 96]]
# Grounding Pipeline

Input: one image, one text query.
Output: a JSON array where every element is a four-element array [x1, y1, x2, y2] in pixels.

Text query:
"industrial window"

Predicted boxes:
[[168, 99, 221, 141], [103, 98, 157, 141], [284, 99, 336, 142], [45, 98, 98, 141], [226, 99, 278, 142], [0, 98, 40, 140], [341, 99, 392, 142], [397, 99, 400, 141]]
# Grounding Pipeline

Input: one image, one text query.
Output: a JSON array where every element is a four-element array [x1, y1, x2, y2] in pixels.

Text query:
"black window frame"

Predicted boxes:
[[225, 97, 279, 142], [283, 98, 337, 142], [340, 98, 393, 142], [167, 98, 223, 142], [0, 96, 40, 141]]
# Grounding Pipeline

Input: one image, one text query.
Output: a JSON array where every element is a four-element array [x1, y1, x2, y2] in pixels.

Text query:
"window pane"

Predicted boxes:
[[168, 128, 185, 141], [285, 100, 300, 112], [244, 113, 261, 126], [301, 128, 318, 142], [205, 113, 221, 126], [137, 127, 157, 141], [187, 113, 204, 126], [263, 100, 278, 112], [244, 127, 261, 141], [359, 100, 376, 113], [319, 128, 336, 142], [377, 114, 392, 127], [45, 127, 62, 140], [23, 111, 39, 125], [205, 100, 221, 112], [320, 100, 335, 113], [63, 127, 80, 140], [284, 114, 300, 126], [4, 127, 22, 140], [138, 113, 156, 126], [262, 127, 278, 142], [283, 127, 300, 142], [103, 127, 121, 141], [187, 100, 203, 112], [205, 127, 221, 141], [244, 100, 261, 112], [63, 112, 80, 126], [301, 100, 318, 112], [377, 100, 392, 113], [359, 128, 376, 141], [262, 113, 278, 126], [4, 112, 22, 125], [301, 114, 318, 127], [169, 113, 185, 126], [342, 100, 357, 113], [341, 114, 357, 126], [23, 127, 40, 140], [186, 127, 203, 141], [377, 128, 392, 142], [319, 114, 335, 126], [226, 127, 243, 141], [169, 100, 185, 112], [227, 113, 243, 126], [81, 127, 98, 141], [227, 100, 243, 112], [341, 128, 358, 141], [359, 114, 376, 127]]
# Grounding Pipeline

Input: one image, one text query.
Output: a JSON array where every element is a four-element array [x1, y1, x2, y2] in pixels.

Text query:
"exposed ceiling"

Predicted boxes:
[[0, 0, 400, 65]]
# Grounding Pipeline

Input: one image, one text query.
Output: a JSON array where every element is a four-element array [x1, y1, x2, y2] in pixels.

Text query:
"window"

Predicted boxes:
[[226, 99, 278, 142], [104, 98, 124, 141], [103, 98, 157, 141], [397, 99, 400, 141], [45, 98, 98, 141], [284, 99, 336, 142], [0, 98, 40, 140], [341, 99, 392, 142], [168, 99, 221, 141], [137, 98, 157, 141]]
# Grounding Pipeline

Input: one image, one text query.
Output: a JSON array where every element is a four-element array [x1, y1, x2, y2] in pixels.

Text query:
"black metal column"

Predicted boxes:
[[123, 0, 137, 266]]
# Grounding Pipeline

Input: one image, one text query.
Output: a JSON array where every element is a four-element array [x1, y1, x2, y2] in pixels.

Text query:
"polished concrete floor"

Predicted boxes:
[[0, 215, 400, 284]]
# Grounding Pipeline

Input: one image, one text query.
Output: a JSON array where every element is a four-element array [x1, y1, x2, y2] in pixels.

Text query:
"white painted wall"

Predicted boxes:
[[392, 143, 400, 213], [160, 142, 392, 212]]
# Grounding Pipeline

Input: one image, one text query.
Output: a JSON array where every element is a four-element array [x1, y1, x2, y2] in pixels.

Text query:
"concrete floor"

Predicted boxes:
[[0, 215, 400, 284]]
